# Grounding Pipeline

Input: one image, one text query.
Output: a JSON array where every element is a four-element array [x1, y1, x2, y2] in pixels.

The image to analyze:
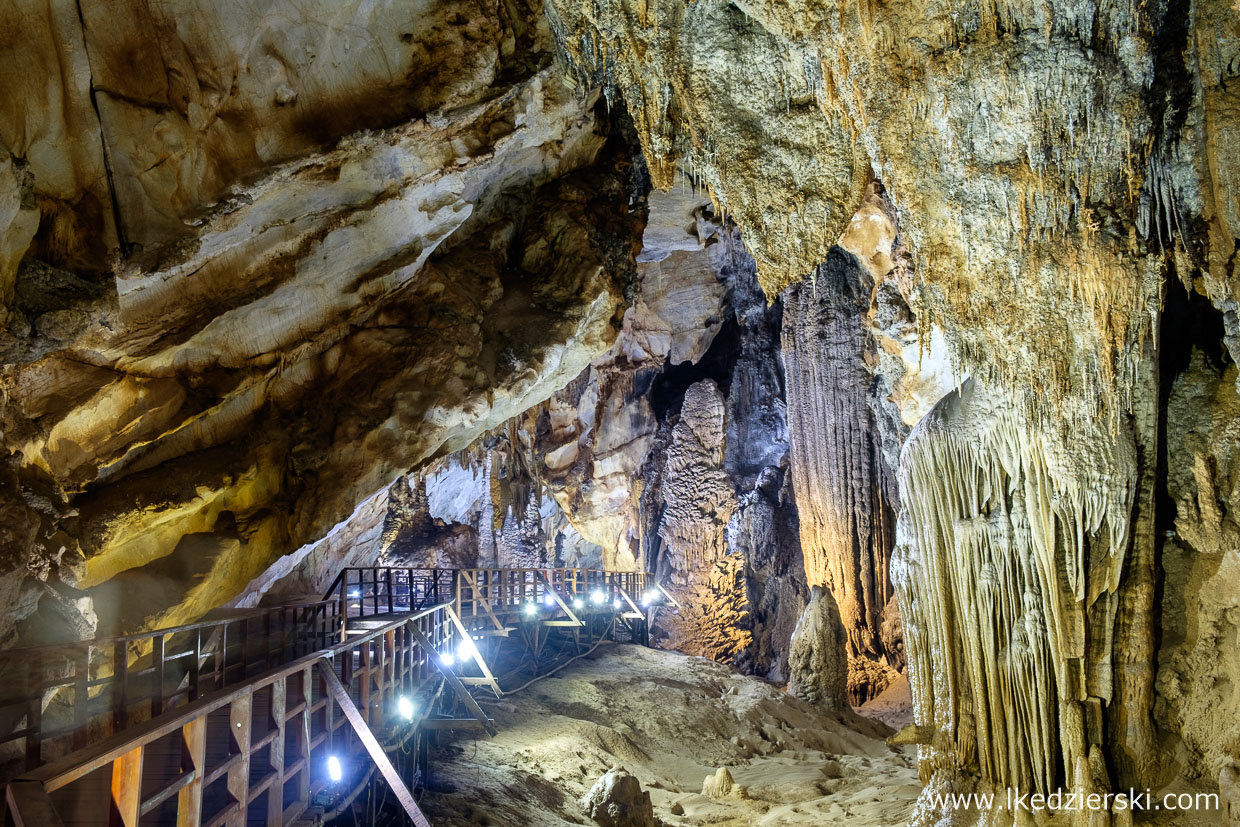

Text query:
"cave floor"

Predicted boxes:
[[418, 645, 920, 826]]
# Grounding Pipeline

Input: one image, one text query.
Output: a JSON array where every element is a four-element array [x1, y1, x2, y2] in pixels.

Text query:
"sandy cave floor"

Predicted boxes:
[[417, 645, 921, 826]]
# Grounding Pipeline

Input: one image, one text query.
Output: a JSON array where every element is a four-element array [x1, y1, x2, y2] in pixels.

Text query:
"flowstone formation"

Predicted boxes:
[[893, 377, 1145, 798], [787, 586, 850, 715]]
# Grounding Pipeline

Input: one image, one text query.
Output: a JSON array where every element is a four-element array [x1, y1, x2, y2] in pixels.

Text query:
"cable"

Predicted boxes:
[[501, 618, 617, 695]]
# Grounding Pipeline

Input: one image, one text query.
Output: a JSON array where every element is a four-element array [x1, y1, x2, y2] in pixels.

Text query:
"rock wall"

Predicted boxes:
[[0, 2, 649, 644], [1159, 343, 1240, 792]]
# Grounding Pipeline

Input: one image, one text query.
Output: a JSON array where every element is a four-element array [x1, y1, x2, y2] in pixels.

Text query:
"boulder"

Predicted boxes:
[[580, 766, 657, 827]]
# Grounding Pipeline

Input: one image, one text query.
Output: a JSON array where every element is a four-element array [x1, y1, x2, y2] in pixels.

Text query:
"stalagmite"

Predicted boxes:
[[788, 586, 850, 715]]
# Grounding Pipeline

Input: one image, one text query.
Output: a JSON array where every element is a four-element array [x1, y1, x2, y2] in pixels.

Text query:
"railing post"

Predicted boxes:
[[338, 572, 349, 642], [227, 694, 252, 827], [189, 629, 202, 701], [151, 635, 165, 716], [73, 647, 89, 750], [25, 654, 40, 769], [109, 743, 143, 827], [112, 641, 128, 734], [176, 716, 206, 827], [266, 678, 287, 826], [386, 568, 395, 615], [292, 666, 312, 807]]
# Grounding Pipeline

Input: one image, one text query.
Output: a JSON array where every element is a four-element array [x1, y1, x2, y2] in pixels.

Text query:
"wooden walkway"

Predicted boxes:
[[0, 567, 672, 826]]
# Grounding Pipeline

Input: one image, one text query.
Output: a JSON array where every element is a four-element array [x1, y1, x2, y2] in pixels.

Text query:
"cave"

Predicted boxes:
[[1, 0, 1239, 825]]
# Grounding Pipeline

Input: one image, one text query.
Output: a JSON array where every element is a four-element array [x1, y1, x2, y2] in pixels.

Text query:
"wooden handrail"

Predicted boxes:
[[4, 565, 667, 826], [0, 599, 341, 774], [9, 604, 454, 827]]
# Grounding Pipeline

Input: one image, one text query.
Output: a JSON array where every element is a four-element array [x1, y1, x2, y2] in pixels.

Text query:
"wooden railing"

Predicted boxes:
[[454, 568, 654, 620], [5, 604, 458, 827], [323, 567, 456, 628], [0, 565, 665, 825], [0, 601, 340, 775]]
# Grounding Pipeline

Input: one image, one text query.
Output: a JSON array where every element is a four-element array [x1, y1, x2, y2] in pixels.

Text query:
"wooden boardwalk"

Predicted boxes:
[[0, 567, 671, 826]]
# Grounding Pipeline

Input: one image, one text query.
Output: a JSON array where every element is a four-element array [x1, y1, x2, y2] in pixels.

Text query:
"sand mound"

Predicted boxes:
[[420, 645, 920, 825]]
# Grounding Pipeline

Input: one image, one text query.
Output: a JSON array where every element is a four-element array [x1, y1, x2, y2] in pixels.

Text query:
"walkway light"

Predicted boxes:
[[398, 696, 415, 721], [642, 589, 659, 606], [440, 651, 456, 667], [524, 602, 538, 617], [613, 598, 623, 610], [457, 638, 477, 661], [348, 589, 360, 599], [327, 755, 343, 783], [572, 598, 584, 610], [543, 591, 557, 607], [590, 590, 606, 605]]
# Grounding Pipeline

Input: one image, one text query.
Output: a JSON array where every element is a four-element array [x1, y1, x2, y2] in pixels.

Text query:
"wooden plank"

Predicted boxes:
[[266, 679, 286, 826], [176, 717, 206, 827], [109, 744, 143, 827], [459, 570, 506, 631], [405, 623, 498, 736], [534, 571, 583, 627], [616, 585, 644, 617], [655, 582, 682, 608], [315, 662, 433, 827], [292, 668, 311, 805], [359, 643, 371, 725], [226, 695, 251, 827], [73, 649, 89, 750], [152, 636, 166, 715], [444, 607, 503, 698], [6, 780, 66, 827]]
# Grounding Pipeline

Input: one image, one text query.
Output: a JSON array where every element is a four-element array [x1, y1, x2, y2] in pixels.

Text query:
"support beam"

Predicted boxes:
[[316, 662, 432, 827], [444, 607, 504, 698], [405, 623, 498, 736], [109, 744, 143, 827]]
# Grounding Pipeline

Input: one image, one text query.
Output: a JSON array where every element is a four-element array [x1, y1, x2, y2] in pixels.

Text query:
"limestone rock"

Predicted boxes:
[[1157, 348, 1240, 784], [787, 586, 850, 715], [1, 64, 646, 639], [580, 767, 657, 827]]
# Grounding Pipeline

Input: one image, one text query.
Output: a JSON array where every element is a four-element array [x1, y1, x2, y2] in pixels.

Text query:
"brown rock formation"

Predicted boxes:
[[782, 248, 902, 696]]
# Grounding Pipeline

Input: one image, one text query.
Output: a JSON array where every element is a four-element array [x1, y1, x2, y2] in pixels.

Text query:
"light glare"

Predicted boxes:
[[327, 755, 343, 783], [440, 652, 456, 667], [398, 696, 415, 720]]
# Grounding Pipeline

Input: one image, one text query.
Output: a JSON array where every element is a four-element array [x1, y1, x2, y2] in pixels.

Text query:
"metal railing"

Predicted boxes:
[[0, 601, 340, 774]]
